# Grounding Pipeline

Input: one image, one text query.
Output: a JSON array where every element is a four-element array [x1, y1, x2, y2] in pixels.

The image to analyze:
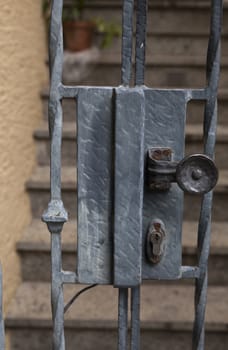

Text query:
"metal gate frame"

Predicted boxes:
[[42, 1, 223, 349]]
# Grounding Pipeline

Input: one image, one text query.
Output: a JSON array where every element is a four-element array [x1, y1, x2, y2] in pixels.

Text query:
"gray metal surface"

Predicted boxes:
[[41, 0, 223, 349], [118, 288, 128, 350], [193, 1, 223, 348], [114, 87, 145, 287], [76, 87, 198, 284], [42, 0, 67, 349], [77, 87, 113, 285], [130, 287, 140, 350], [142, 88, 186, 280]]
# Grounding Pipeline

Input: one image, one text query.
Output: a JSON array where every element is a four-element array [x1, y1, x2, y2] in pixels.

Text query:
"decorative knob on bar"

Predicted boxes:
[[147, 148, 218, 195], [176, 154, 218, 194]]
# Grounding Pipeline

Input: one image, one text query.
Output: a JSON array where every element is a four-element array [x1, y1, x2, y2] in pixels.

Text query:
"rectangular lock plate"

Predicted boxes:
[[142, 89, 186, 280], [77, 88, 114, 285], [114, 87, 145, 287], [77, 87, 187, 285]]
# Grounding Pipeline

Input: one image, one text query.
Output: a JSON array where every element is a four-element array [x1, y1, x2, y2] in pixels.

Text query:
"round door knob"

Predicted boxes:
[[176, 154, 218, 195]]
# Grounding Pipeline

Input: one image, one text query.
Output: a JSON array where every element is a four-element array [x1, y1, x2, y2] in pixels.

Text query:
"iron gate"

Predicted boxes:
[[42, 0, 223, 349]]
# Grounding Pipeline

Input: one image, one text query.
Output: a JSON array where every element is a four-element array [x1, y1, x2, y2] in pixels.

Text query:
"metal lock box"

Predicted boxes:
[[77, 87, 217, 287]]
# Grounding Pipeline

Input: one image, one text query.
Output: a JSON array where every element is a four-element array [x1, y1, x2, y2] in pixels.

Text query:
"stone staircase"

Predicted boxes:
[[5, 1, 228, 349]]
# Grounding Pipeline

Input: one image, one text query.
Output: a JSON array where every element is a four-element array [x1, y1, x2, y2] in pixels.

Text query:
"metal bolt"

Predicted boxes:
[[192, 168, 203, 180]]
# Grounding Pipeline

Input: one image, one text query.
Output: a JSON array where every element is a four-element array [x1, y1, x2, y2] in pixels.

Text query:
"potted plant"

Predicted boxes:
[[63, 0, 95, 52], [42, 0, 121, 52]]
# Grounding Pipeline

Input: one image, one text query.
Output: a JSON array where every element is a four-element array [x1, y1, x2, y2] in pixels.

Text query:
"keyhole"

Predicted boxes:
[[146, 221, 166, 264]]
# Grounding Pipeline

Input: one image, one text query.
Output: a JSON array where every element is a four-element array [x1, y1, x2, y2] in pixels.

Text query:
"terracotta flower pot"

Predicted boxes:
[[63, 20, 95, 52]]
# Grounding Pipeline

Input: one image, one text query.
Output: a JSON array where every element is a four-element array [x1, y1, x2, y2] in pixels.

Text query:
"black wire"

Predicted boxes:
[[64, 284, 98, 314]]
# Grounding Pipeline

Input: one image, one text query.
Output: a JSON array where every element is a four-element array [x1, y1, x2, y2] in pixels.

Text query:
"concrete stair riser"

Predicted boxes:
[[83, 6, 228, 35], [27, 188, 228, 221], [186, 142, 227, 170], [187, 99, 228, 125], [34, 124, 228, 169], [16, 220, 228, 284], [6, 283, 228, 350], [41, 92, 228, 125], [7, 328, 228, 350], [26, 167, 228, 221], [35, 137, 76, 167], [63, 63, 228, 88], [17, 247, 228, 285], [100, 35, 228, 57]]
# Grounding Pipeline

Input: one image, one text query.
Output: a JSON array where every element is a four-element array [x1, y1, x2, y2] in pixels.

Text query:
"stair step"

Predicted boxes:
[[17, 220, 228, 256], [16, 220, 76, 282], [83, 1, 228, 35], [26, 166, 77, 190], [81, 0, 228, 10], [17, 220, 76, 253], [35, 123, 76, 166], [62, 55, 228, 88], [106, 37, 228, 58], [96, 55, 228, 67], [41, 88, 228, 125], [34, 122, 228, 168], [6, 282, 228, 349], [101, 33, 228, 57], [26, 166, 228, 221], [17, 219, 228, 284]]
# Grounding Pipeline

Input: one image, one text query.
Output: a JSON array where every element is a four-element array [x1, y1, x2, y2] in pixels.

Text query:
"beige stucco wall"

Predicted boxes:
[[0, 0, 47, 314]]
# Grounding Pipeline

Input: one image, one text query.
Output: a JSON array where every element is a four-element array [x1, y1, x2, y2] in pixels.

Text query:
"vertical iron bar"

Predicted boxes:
[[131, 287, 140, 350], [49, 0, 64, 200], [135, 0, 148, 85], [118, 288, 129, 350], [119, 1, 134, 348], [42, 0, 68, 349], [193, 195, 212, 350], [121, 0, 135, 85], [193, 1, 223, 349], [130, 2, 146, 348], [51, 228, 65, 350]]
